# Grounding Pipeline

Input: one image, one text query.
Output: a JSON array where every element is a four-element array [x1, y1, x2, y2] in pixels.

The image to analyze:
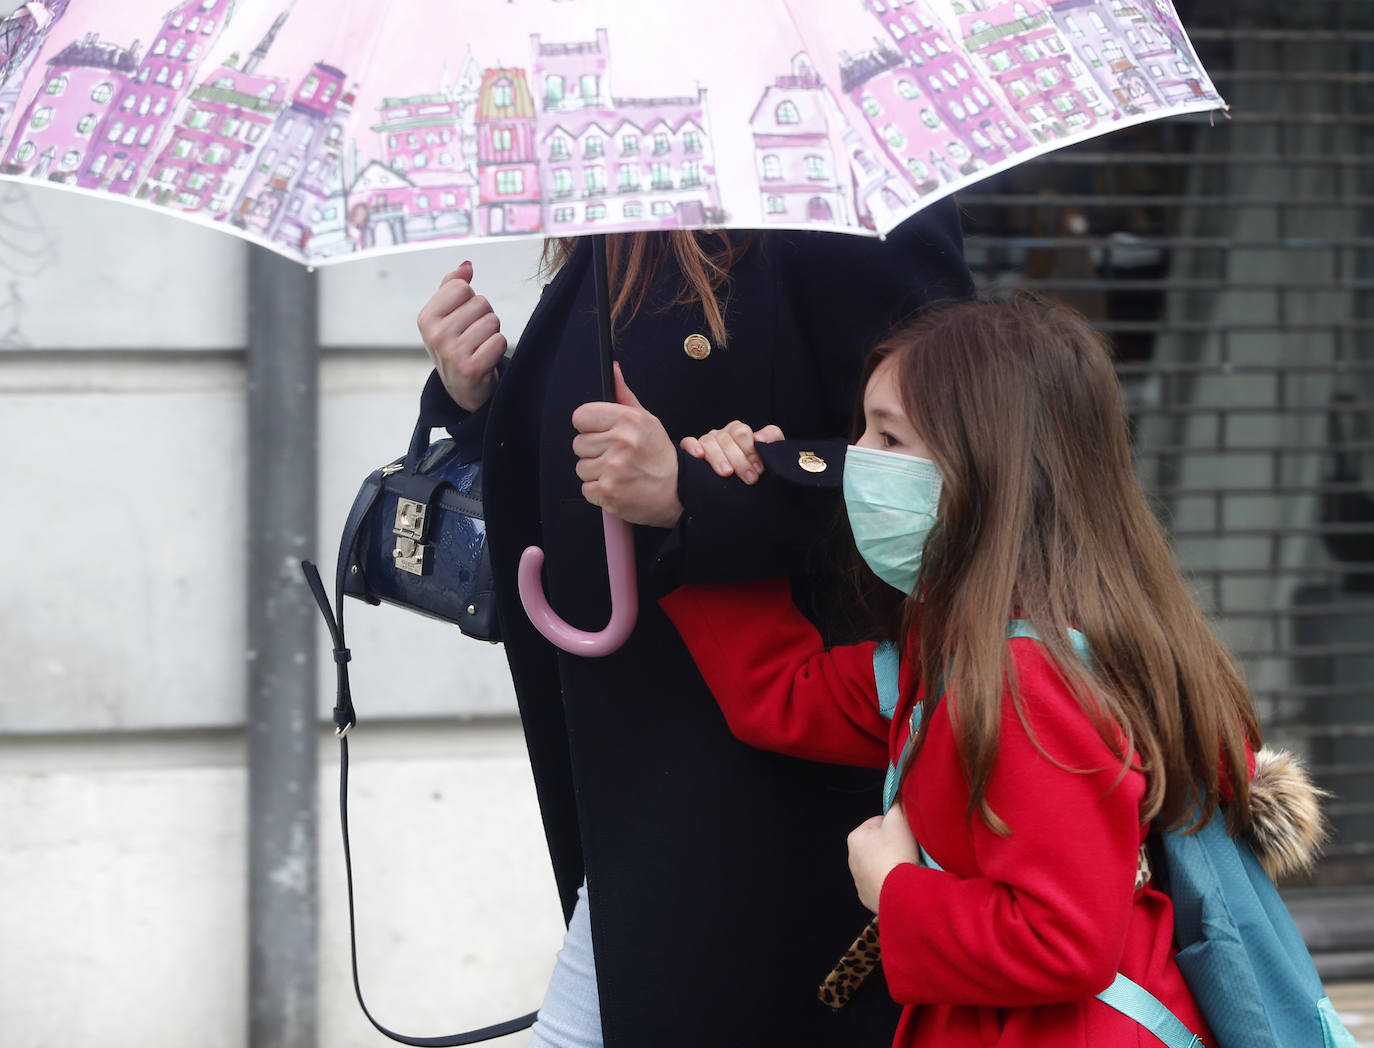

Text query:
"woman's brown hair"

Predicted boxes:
[[541, 231, 748, 345], [876, 294, 1260, 837]]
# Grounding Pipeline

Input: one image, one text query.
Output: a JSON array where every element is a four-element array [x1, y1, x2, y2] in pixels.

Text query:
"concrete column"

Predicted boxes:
[[246, 248, 319, 1048]]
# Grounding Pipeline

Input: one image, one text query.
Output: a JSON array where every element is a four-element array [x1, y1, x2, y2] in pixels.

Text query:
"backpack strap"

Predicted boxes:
[[875, 641, 918, 815], [878, 623, 1204, 1046], [1006, 619, 1094, 667], [1097, 974, 1203, 1048], [874, 640, 901, 720]]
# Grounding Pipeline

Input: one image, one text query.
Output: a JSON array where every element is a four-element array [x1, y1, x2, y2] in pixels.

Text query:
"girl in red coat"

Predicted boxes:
[[659, 295, 1263, 1047]]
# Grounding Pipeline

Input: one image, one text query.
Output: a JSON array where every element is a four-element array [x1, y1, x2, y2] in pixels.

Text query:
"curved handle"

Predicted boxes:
[[517, 510, 638, 657]]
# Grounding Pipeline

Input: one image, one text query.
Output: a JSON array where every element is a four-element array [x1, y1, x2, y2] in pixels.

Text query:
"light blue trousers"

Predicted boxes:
[[528, 880, 603, 1048]]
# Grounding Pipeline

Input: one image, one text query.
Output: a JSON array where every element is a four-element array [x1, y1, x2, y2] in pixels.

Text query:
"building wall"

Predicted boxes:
[[0, 180, 558, 1042]]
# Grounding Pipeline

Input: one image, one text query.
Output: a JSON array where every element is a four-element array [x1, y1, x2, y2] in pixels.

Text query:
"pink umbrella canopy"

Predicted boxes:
[[0, 0, 1224, 266], [0, 0, 1226, 654]]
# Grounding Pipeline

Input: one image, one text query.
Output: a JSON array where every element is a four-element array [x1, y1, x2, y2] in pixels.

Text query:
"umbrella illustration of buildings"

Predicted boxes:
[[0, 0, 1223, 264], [0, 0, 1226, 653]]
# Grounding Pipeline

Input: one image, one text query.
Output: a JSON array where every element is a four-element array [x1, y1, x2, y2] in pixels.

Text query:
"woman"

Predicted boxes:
[[414, 208, 973, 1046], [660, 296, 1281, 1046]]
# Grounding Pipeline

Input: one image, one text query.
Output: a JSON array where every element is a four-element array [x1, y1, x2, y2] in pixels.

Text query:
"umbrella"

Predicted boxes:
[[0, 0, 1226, 654]]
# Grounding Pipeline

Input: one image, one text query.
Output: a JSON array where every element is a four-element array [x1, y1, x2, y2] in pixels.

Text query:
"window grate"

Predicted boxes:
[[956, 0, 1374, 887]]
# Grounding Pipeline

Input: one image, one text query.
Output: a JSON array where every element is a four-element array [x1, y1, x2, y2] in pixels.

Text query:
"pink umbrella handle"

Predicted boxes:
[[517, 510, 638, 656]]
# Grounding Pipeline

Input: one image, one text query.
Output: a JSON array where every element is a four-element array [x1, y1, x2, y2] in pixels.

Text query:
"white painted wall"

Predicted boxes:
[[0, 178, 561, 1043], [0, 724, 564, 1048]]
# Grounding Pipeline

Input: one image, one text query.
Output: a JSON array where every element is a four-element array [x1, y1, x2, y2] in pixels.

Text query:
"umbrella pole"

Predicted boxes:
[[514, 232, 639, 656], [591, 233, 615, 400]]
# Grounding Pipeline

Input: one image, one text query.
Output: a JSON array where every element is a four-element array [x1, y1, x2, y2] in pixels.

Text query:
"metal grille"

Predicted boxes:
[[956, 0, 1374, 911]]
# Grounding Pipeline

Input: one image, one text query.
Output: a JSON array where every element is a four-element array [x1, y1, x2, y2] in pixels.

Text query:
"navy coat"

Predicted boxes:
[[420, 203, 972, 1046]]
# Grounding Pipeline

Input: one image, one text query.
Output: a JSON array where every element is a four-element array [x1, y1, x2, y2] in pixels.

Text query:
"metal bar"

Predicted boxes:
[[1252, 683, 1374, 700], [1181, 564, 1374, 578], [1129, 406, 1374, 418], [965, 234, 1374, 248], [1190, 29, 1374, 42], [991, 279, 1374, 292], [1146, 484, 1374, 495], [1106, 323, 1374, 334], [247, 248, 319, 1048], [1136, 441, 1374, 454], [1231, 643, 1374, 659], [1270, 724, 1374, 740], [1218, 601, 1374, 618], [1012, 154, 1374, 167], [1208, 72, 1374, 84], [965, 195, 1374, 208]]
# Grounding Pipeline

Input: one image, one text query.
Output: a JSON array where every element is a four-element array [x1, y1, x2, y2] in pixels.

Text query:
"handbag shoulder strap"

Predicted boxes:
[[299, 561, 538, 1046]]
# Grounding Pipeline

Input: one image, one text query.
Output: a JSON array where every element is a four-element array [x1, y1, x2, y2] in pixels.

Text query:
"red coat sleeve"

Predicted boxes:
[[659, 579, 890, 768], [878, 639, 1145, 1008]]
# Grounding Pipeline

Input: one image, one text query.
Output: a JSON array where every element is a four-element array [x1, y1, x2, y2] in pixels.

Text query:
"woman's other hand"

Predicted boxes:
[[848, 802, 921, 914], [572, 363, 683, 528], [680, 422, 785, 485], [417, 260, 506, 412]]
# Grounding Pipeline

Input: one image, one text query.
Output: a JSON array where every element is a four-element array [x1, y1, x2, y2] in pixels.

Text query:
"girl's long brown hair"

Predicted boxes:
[[876, 294, 1260, 837], [541, 231, 748, 345]]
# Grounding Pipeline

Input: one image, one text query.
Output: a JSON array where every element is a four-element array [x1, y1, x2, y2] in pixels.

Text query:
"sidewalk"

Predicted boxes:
[[1329, 980, 1374, 1047]]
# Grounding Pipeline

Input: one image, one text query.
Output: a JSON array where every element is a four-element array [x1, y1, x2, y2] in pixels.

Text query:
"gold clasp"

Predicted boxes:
[[393, 498, 427, 575]]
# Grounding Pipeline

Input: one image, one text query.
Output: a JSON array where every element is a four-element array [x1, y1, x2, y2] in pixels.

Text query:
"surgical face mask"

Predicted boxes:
[[842, 445, 943, 596]]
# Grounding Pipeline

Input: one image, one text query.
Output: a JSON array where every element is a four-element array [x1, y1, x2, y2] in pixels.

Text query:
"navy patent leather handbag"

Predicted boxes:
[[337, 418, 499, 642], [299, 423, 536, 1047]]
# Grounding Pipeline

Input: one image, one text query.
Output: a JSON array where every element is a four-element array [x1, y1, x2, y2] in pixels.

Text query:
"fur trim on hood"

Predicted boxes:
[[1243, 748, 1330, 881]]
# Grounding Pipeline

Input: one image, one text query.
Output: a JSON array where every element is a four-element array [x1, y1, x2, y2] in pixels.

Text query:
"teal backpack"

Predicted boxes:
[[873, 626, 1357, 1048]]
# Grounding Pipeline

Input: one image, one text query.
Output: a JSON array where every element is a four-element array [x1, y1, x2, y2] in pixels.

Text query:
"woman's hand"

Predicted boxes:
[[680, 422, 785, 485], [416, 260, 506, 412], [572, 363, 683, 528], [848, 802, 921, 914]]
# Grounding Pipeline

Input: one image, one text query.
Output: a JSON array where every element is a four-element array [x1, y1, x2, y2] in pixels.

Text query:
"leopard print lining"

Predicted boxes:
[[1135, 841, 1152, 892], [817, 846, 1153, 1010], [818, 916, 882, 1009]]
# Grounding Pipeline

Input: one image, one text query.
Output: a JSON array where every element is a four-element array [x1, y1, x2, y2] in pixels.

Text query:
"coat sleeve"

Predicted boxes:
[[878, 639, 1144, 1008], [658, 578, 890, 768], [417, 359, 509, 463], [669, 199, 973, 585]]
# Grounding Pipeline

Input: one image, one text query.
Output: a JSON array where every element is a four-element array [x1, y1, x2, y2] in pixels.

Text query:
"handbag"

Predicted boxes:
[[301, 416, 539, 1047], [337, 416, 499, 641]]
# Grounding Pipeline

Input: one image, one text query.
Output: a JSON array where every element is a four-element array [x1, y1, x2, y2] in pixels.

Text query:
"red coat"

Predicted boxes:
[[660, 578, 1214, 1048]]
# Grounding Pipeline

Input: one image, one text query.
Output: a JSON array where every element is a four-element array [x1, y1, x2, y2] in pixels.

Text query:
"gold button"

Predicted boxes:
[[683, 333, 711, 360], [798, 451, 827, 473]]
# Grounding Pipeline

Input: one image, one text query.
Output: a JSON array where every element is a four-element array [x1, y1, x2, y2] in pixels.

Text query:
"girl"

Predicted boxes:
[[660, 294, 1267, 1047]]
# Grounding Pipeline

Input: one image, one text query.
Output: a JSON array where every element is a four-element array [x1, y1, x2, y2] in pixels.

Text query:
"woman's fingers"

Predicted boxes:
[[685, 421, 777, 483], [720, 421, 761, 482], [753, 424, 785, 444], [437, 259, 473, 290], [696, 432, 739, 479], [415, 269, 502, 412]]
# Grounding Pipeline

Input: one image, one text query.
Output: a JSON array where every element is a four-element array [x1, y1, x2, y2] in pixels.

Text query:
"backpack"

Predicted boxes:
[[872, 627, 1357, 1048]]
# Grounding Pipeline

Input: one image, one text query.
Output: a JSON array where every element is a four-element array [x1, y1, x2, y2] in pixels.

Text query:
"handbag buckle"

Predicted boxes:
[[393, 498, 428, 575]]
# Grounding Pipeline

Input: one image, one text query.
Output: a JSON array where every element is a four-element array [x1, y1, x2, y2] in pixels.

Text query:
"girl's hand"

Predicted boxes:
[[848, 802, 921, 914], [417, 260, 506, 412], [679, 422, 785, 485], [572, 363, 683, 528]]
